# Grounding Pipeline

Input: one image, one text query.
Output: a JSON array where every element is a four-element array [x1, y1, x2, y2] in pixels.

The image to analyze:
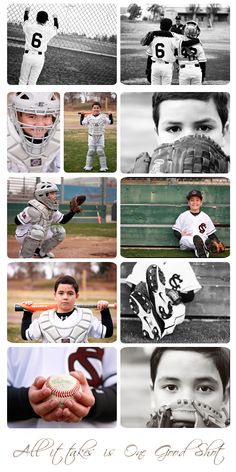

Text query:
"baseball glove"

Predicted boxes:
[[205, 237, 225, 254], [128, 264, 185, 340], [147, 399, 230, 428], [132, 134, 230, 174], [69, 195, 86, 213]]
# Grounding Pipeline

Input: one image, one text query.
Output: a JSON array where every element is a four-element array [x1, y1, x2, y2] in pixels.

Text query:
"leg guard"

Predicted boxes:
[[84, 147, 95, 171], [20, 225, 45, 258], [97, 146, 108, 171], [40, 226, 66, 257]]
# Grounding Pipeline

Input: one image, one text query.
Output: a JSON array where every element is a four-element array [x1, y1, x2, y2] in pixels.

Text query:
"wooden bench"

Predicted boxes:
[[121, 181, 230, 248]]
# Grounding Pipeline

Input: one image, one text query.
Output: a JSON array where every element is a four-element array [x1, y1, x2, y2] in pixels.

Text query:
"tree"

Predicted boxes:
[[127, 4, 142, 20], [147, 4, 164, 21], [188, 4, 200, 21]]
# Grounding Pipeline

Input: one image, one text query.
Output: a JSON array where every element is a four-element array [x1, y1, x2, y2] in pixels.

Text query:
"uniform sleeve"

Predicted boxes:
[[8, 386, 39, 421], [206, 215, 216, 236], [52, 210, 65, 223], [197, 44, 207, 62], [86, 384, 116, 422], [16, 207, 32, 225], [25, 319, 43, 342], [172, 213, 183, 232]]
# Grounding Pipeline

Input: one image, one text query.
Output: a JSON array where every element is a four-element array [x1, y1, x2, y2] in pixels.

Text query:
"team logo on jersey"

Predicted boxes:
[[199, 223, 207, 234], [30, 158, 42, 167], [169, 273, 183, 291]]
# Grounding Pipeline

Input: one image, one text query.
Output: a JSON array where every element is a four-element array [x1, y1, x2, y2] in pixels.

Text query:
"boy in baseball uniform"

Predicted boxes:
[[144, 18, 178, 85], [80, 102, 113, 172], [19, 7, 59, 85], [20, 275, 113, 343], [176, 21, 207, 85], [8, 91, 60, 172], [14, 181, 84, 258], [172, 189, 222, 257], [8, 346, 117, 427], [132, 92, 229, 173]]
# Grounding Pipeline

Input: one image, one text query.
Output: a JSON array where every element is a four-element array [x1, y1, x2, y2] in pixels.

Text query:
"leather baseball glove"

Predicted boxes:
[[205, 237, 225, 254], [147, 399, 230, 428], [128, 264, 185, 340], [132, 134, 230, 174], [69, 195, 86, 213]]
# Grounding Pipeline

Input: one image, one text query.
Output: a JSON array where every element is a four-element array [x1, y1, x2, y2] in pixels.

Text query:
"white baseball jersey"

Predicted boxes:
[[147, 36, 178, 63], [15, 203, 63, 238], [177, 37, 206, 66], [7, 117, 60, 172], [82, 114, 111, 142], [172, 210, 216, 241], [8, 346, 117, 428], [23, 21, 57, 53], [25, 307, 107, 342], [126, 261, 201, 295]]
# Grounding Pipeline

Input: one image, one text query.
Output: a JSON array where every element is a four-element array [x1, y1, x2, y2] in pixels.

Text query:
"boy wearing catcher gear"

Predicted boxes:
[[19, 7, 59, 85], [14, 181, 85, 258], [8, 346, 117, 427], [8, 92, 60, 173], [80, 102, 113, 172], [20, 275, 113, 343], [147, 347, 230, 428], [172, 190, 225, 258], [125, 261, 201, 340], [176, 21, 207, 85], [132, 92, 229, 174]]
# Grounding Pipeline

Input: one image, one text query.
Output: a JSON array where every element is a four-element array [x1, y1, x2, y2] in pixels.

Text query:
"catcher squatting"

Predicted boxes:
[[79, 102, 113, 172], [20, 275, 113, 343], [7, 91, 60, 173], [146, 347, 230, 428], [131, 92, 229, 174], [14, 181, 86, 258]]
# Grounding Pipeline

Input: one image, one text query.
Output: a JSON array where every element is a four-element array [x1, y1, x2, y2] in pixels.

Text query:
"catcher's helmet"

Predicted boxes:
[[187, 190, 203, 200], [184, 21, 201, 38], [36, 11, 49, 24], [8, 92, 60, 157], [34, 182, 59, 210]]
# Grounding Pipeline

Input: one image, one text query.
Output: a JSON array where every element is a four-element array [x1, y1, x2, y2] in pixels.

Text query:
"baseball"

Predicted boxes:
[[45, 374, 82, 407]]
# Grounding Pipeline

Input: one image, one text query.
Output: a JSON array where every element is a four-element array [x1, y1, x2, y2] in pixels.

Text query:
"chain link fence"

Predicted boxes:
[[7, 3, 117, 84]]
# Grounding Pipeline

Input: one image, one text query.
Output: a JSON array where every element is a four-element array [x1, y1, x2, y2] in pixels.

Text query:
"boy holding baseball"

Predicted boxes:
[[172, 189, 225, 258], [132, 92, 229, 173], [20, 275, 113, 343], [80, 102, 113, 172], [147, 347, 230, 428]]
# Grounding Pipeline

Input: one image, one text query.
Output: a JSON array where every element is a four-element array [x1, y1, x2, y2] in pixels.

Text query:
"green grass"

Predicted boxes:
[[121, 248, 230, 258], [8, 223, 116, 238], [64, 128, 117, 172], [7, 324, 117, 344]]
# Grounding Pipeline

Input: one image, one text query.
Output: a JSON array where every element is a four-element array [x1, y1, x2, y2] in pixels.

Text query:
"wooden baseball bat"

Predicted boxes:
[[14, 302, 117, 312]]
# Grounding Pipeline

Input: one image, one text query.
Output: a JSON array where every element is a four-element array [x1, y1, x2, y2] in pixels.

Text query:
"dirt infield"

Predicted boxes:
[[8, 235, 116, 258]]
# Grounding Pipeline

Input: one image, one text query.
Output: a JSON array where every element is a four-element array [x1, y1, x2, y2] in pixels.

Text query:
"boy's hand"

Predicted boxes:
[[97, 300, 109, 310]]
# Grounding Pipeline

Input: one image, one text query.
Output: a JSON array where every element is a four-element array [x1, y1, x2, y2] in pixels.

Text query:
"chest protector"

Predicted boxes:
[[38, 308, 92, 343], [28, 199, 55, 231]]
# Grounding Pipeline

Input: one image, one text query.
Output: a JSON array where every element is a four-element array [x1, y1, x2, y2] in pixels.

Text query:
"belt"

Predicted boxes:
[[180, 64, 200, 68], [153, 60, 169, 64], [25, 50, 43, 55]]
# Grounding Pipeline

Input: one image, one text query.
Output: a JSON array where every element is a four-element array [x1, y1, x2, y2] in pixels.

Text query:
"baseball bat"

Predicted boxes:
[[14, 302, 117, 312]]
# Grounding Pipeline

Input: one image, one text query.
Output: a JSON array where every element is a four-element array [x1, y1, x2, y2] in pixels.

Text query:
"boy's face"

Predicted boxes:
[[152, 350, 227, 413], [92, 105, 101, 116], [54, 283, 78, 313], [188, 196, 202, 213], [47, 191, 58, 204], [18, 112, 53, 139], [156, 98, 228, 147]]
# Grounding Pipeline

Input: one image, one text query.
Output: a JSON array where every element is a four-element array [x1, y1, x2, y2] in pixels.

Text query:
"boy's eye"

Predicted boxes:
[[197, 125, 212, 132], [197, 385, 214, 392], [162, 384, 178, 392], [166, 126, 181, 133]]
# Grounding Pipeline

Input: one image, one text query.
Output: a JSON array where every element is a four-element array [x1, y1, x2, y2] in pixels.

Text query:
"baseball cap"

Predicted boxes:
[[187, 190, 203, 200], [175, 15, 181, 20]]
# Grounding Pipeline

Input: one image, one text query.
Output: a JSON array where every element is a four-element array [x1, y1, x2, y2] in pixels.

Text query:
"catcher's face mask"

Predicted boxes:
[[152, 350, 226, 415], [9, 92, 60, 156]]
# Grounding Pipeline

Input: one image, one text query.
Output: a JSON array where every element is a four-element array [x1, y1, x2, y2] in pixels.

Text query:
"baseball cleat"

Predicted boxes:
[[38, 250, 55, 258], [146, 265, 173, 319], [129, 282, 162, 339], [83, 166, 93, 171], [100, 167, 108, 172], [193, 235, 209, 258]]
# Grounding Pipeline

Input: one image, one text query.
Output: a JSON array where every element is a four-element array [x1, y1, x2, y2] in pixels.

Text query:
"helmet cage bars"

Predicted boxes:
[[184, 21, 201, 39], [34, 181, 59, 210], [9, 92, 60, 157]]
